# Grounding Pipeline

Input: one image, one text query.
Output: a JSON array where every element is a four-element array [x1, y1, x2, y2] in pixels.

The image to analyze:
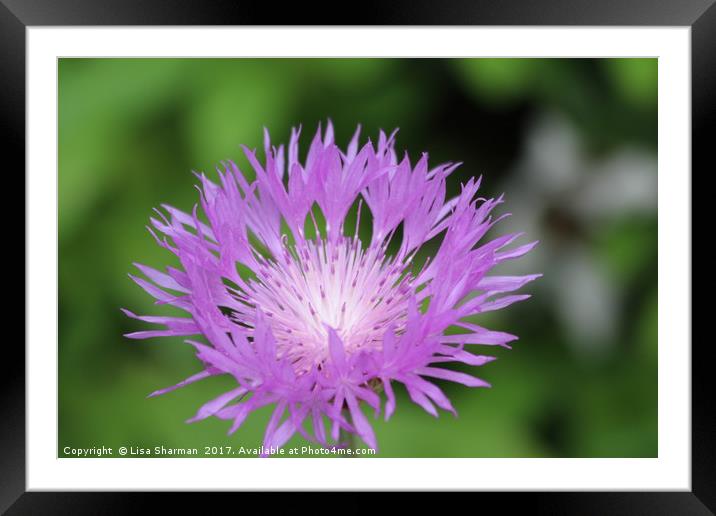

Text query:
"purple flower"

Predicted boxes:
[[125, 122, 539, 453]]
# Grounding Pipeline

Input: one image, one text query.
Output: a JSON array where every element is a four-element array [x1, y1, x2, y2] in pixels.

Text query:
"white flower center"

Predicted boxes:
[[247, 237, 413, 372]]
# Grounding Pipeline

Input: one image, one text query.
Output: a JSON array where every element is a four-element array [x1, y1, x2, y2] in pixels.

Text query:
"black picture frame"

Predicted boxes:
[[4, 0, 709, 513]]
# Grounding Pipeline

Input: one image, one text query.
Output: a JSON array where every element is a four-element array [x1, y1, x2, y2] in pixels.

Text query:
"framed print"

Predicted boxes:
[[5, 0, 710, 512]]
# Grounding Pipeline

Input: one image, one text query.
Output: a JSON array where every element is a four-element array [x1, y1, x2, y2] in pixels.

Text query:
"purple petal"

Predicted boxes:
[[147, 369, 213, 398], [382, 377, 396, 421], [345, 391, 377, 450], [187, 386, 247, 423], [327, 327, 347, 374], [416, 367, 491, 388]]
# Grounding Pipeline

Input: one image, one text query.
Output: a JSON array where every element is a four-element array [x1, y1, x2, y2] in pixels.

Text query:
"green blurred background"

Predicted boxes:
[[59, 58, 657, 458]]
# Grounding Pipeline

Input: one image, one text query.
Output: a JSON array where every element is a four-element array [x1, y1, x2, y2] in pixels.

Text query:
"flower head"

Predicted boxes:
[[125, 122, 539, 452]]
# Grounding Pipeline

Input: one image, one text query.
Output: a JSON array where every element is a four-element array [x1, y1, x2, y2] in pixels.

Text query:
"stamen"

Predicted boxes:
[[240, 237, 414, 372]]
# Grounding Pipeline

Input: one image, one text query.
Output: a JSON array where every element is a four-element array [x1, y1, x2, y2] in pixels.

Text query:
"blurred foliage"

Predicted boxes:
[[59, 58, 657, 458]]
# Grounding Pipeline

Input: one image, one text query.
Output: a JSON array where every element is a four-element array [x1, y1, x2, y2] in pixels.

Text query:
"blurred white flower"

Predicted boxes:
[[571, 149, 657, 221], [497, 112, 656, 357]]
